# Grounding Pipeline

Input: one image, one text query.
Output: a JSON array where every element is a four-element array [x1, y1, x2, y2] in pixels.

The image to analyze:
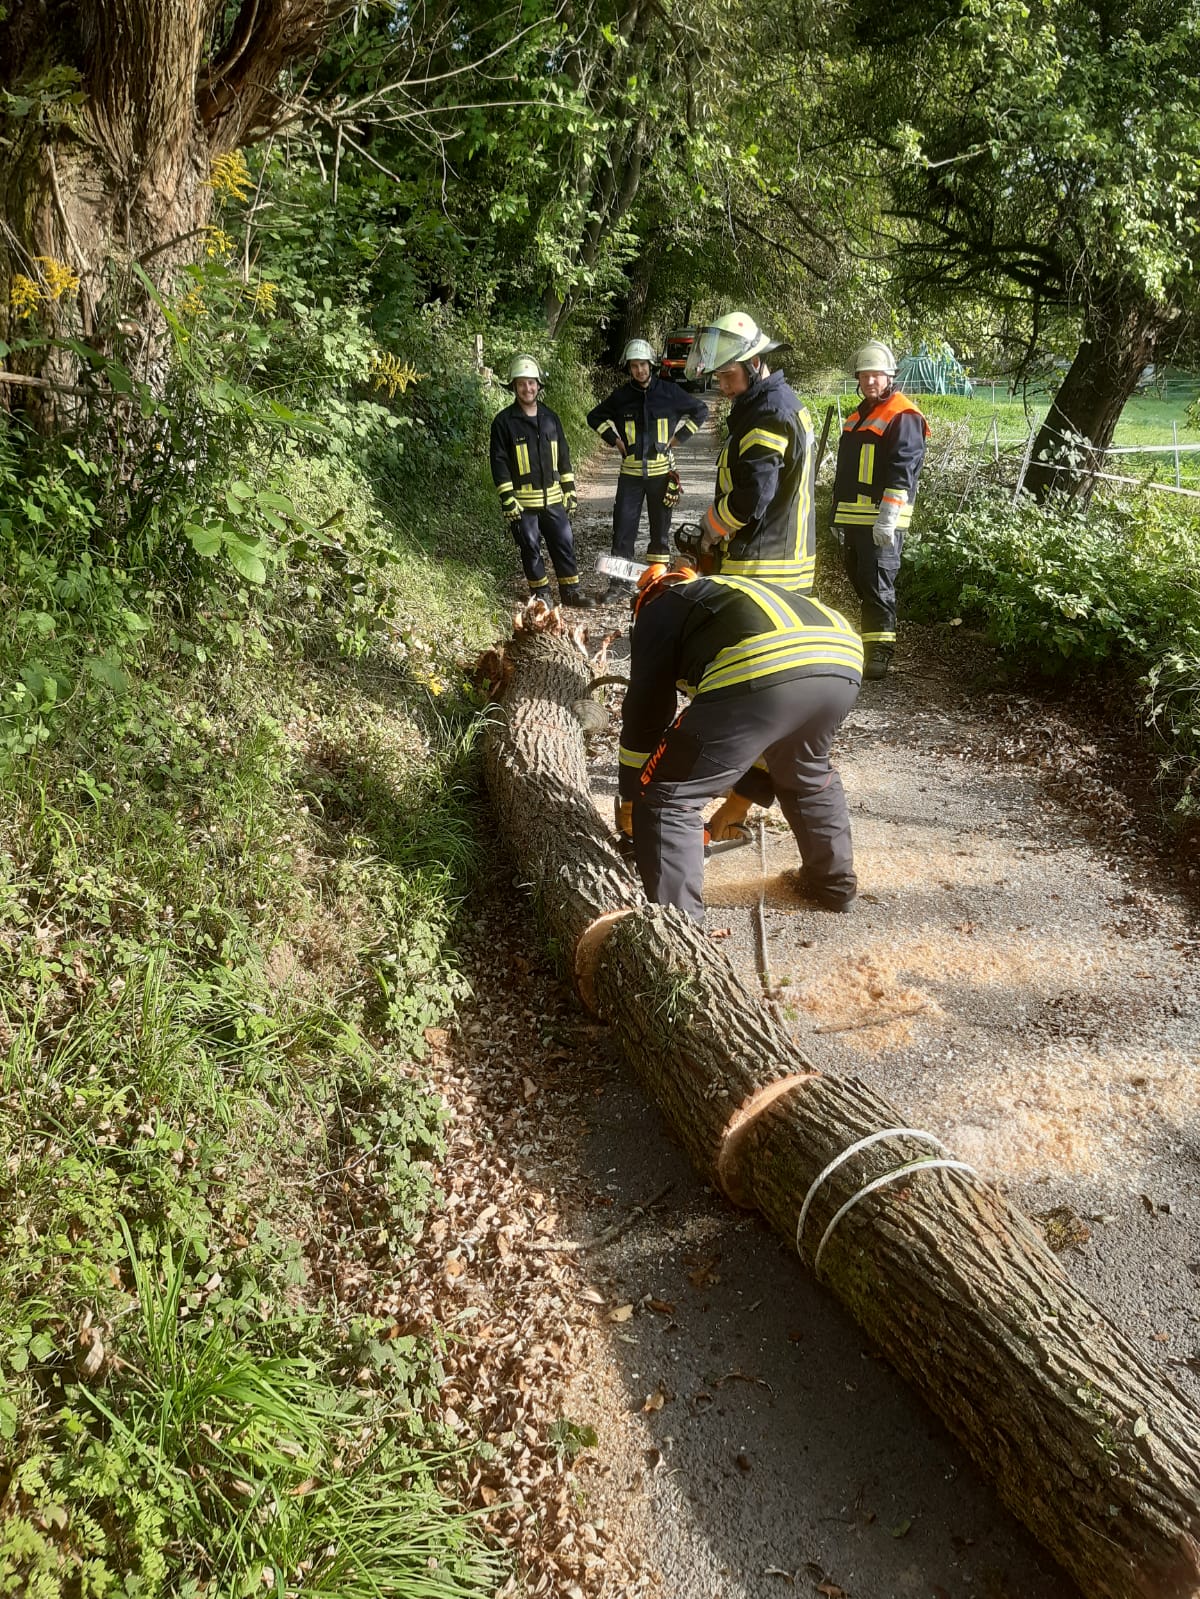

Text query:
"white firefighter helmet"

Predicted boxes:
[[620, 337, 657, 367], [684, 311, 786, 380], [506, 354, 545, 388], [852, 340, 897, 377]]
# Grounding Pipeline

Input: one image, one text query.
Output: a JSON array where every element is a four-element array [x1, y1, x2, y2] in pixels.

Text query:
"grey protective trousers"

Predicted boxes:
[[631, 674, 860, 924]]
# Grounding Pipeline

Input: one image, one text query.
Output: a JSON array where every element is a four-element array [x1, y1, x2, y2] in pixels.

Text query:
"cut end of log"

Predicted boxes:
[[574, 908, 636, 1014], [716, 1074, 820, 1208]]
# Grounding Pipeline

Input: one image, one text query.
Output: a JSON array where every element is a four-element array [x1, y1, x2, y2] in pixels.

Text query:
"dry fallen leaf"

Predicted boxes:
[[608, 1303, 634, 1323], [641, 1386, 667, 1413]]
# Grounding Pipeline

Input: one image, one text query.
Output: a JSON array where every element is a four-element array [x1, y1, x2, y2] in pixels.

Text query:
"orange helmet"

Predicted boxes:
[[633, 562, 696, 619]]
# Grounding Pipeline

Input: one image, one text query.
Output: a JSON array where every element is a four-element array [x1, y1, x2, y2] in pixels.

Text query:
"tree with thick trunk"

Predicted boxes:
[[0, 1, 346, 419], [838, 0, 1200, 499], [1023, 283, 1172, 502]]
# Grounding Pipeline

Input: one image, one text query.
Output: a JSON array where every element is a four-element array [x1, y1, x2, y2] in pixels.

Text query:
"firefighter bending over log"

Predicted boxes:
[[586, 338, 709, 600], [616, 562, 863, 923]]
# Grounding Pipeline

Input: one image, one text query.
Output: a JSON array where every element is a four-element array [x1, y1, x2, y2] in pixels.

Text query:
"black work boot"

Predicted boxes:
[[863, 645, 893, 682], [599, 578, 635, 604], [559, 587, 596, 610]]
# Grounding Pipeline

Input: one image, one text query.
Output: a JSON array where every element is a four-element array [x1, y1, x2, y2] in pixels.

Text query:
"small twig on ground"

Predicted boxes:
[[814, 1005, 927, 1034], [523, 1183, 674, 1254]]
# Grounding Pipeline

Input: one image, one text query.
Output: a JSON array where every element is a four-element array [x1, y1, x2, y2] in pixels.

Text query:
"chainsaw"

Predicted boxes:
[[611, 796, 751, 857]]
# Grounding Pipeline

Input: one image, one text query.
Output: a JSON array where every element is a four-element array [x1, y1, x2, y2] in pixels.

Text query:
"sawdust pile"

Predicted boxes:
[[791, 951, 939, 1050], [933, 1044, 1200, 1180]]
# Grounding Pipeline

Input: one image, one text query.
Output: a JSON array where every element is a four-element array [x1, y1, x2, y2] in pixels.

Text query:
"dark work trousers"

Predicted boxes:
[[632, 675, 860, 924], [841, 526, 904, 648], [511, 505, 579, 597], [613, 473, 672, 560]]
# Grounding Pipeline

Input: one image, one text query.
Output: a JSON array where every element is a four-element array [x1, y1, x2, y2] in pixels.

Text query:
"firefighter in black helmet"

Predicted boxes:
[[489, 355, 594, 608]]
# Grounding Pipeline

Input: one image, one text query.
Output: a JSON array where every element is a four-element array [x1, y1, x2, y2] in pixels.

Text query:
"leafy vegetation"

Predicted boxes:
[[0, 142, 604, 1591], [905, 484, 1200, 808]]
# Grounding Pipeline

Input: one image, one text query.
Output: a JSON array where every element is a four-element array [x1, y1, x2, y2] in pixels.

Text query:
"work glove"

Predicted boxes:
[[698, 520, 725, 555], [872, 494, 903, 550], [706, 791, 752, 842], [563, 490, 578, 516], [501, 495, 522, 524], [613, 797, 635, 856], [663, 470, 683, 510]]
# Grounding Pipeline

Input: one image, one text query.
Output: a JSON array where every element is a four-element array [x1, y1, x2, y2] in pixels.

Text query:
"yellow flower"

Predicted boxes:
[[9, 274, 42, 318], [370, 352, 429, 398], [178, 286, 206, 319], [33, 257, 80, 301], [249, 280, 277, 314], [205, 150, 254, 202], [203, 225, 236, 260]]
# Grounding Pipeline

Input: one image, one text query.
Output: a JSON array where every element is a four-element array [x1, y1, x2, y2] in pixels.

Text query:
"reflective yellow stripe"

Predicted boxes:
[[622, 457, 671, 477], [516, 441, 531, 476], [708, 574, 796, 631], [720, 555, 817, 587], [739, 427, 788, 456], [496, 479, 514, 492], [861, 630, 896, 643], [657, 417, 670, 444], [619, 746, 651, 768], [679, 418, 699, 435], [515, 486, 563, 507], [834, 499, 915, 528], [859, 443, 875, 484], [625, 420, 637, 444], [699, 634, 863, 694], [714, 495, 747, 531], [551, 438, 559, 472]]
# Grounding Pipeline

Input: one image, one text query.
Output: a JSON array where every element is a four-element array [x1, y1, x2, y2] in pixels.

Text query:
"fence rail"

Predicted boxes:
[[812, 403, 1200, 504]]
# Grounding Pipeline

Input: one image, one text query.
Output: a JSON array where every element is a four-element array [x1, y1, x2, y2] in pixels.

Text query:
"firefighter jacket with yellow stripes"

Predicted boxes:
[[617, 574, 863, 799], [489, 400, 576, 511], [702, 369, 816, 592], [831, 389, 930, 530], [586, 375, 709, 478]]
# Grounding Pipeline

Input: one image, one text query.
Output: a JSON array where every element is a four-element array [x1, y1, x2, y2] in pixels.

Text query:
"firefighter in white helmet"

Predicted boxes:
[[489, 355, 594, 608], [831, 341, 929, 678], [683, 311, 817, 594], [587, 337, 708, 599]]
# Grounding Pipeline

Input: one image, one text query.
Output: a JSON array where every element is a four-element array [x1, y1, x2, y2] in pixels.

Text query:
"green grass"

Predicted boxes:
[[0, 317, 605, 1594], [802, 379, 1200, 490]]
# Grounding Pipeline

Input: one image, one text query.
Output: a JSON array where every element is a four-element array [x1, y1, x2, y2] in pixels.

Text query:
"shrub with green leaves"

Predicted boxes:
[[905, 486, 1200, 807]]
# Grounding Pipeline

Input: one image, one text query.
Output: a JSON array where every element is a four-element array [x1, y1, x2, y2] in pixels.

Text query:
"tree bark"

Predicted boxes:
[[0, 1, 341, 422], [481, 611, 1200, 1599], [1025, 284, 1171, 503]]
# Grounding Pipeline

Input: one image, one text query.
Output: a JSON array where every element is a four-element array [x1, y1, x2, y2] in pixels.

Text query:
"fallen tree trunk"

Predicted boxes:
[[480, 608, 1200, 1599]]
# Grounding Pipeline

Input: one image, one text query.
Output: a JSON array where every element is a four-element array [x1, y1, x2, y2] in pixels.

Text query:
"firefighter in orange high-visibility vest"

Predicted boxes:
[[831, 341, 929, 679]]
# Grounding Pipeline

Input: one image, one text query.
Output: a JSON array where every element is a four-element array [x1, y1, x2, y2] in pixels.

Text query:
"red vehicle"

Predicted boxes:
[[660, 326, 698, 385]]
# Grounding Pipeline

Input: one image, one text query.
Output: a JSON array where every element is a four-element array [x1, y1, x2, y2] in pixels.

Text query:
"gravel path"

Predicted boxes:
[[453, 419, 1200, 1598]]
